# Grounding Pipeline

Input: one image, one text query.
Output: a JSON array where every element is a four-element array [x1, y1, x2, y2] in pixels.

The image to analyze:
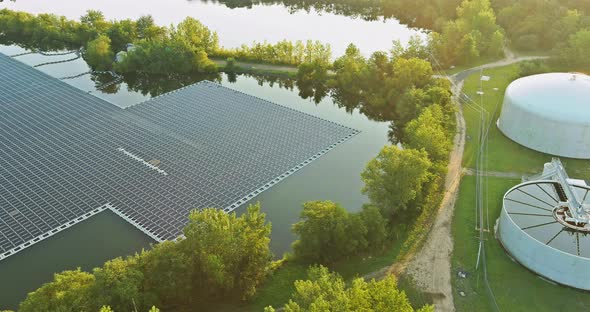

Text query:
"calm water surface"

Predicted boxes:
[[0, 0, 424, 56], [0, 2, 398, 306]]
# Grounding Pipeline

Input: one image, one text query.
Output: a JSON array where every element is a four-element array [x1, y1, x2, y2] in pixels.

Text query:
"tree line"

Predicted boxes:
[[205, 0, 590, 70], [0, 9, 332, 74], [6, 156, 443, 312], [4, 0, 589, 74], [202, 0, 461, 30]]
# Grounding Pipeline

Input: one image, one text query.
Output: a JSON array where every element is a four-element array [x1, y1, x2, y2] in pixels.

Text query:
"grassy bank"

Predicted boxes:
[[212, 58, 298, 78], [222, 65, 297, 78], [246, 230, 413, 310], [461, 64, 590, 178]]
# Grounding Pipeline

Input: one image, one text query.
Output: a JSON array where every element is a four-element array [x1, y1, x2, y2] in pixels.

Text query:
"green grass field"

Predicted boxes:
[[453, 63, 590, 312], [461, 64, 590, 178], [452, 176, 590, 312]]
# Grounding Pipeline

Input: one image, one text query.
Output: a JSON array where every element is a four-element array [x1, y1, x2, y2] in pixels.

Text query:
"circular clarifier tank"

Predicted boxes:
[[498, 180, 590, 290]]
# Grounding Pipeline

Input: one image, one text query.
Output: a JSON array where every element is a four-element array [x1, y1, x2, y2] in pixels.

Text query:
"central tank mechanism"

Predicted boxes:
[[536, 159, 590, 232]]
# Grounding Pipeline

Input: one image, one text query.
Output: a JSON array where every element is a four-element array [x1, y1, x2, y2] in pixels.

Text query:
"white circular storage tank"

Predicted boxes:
[[497, 73, 590, 159]]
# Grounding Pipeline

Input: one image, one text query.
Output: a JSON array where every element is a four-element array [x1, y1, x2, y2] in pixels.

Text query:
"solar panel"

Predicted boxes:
[[0, 53, 359, 260]]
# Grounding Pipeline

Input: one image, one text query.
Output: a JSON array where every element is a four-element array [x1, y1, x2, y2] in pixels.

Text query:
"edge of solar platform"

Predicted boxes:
[[112, 126, 361, 242], [220, 128, 360, 213], [0, 204, 110, 261], [126, 80, 359, 134]]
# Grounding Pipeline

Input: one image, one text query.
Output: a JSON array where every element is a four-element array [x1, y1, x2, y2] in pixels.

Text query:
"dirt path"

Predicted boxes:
[[451, 53, 548, 81], [462, 168, 524, 179], [401, 49, 548, 311], [402, 79, 466, 312]]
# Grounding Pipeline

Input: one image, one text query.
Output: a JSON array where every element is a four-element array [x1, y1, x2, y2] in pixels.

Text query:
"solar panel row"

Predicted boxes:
[[0, 53, 359, 260]]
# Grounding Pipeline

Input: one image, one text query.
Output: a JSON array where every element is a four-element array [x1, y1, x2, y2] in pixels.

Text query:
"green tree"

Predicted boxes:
[[556, 29, 590, 68], [192, 50, 218, 73], [361, 146, 432, 220], [518, 59, 551, 77], [292, 201, 365, 264], [136, 15, 165, 40], [139, 241, 191, 309], [394, 86, 428, 128], [488, 29, 505, 57], [404, 104, 453, 164], [391, 36, 429, 60], [268, 266, 433, 312], [115, 38, 217, 74], [392, 57, 434, 91], [225, 57, 237, 72], [296, 60, 329, 103], [79, 10, 109, 41], [359, 204, 388, 252], [171, 17, 219, 54], [459, 31, 480, 64], [429, 0, 504, 66], [330, 43, 367, 111], [181, 203, 272, 301], [85, 34, 114, 71], [107, 19, 137, 51], [19, 269, 94, 312], [91, 256, 144, 312]]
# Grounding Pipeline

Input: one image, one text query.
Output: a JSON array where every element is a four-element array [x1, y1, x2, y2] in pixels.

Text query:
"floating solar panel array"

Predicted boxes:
[[0, 53, 359, 260]]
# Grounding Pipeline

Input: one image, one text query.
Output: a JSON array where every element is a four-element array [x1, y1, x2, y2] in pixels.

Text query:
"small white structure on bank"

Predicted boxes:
[[115, 43, 136, 63], [497, 73, 590, 159]]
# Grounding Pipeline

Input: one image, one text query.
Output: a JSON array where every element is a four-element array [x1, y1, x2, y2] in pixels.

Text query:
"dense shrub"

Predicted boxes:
[[17, 204, 272, 311]]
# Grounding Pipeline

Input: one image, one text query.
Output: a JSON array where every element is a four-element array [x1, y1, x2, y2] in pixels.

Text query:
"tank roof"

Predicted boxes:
[[505, 73, 590, 124]]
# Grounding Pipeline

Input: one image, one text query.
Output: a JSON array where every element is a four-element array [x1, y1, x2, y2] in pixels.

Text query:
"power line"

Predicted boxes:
[[427, 50, 500, 311]]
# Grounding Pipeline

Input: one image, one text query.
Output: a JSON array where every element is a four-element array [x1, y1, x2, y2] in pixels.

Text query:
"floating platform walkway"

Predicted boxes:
[[0, 53, 359, 261]]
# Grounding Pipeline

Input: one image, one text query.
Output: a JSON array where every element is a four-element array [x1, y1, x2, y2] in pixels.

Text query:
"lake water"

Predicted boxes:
[[0, 0, 424, 57], [0, 46, 390, 308], [0, 1, 407, 308]]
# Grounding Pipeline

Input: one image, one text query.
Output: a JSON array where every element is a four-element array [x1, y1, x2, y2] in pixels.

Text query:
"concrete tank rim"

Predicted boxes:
[[500, 180, 590, 261], [496, 214, 590, 291]]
